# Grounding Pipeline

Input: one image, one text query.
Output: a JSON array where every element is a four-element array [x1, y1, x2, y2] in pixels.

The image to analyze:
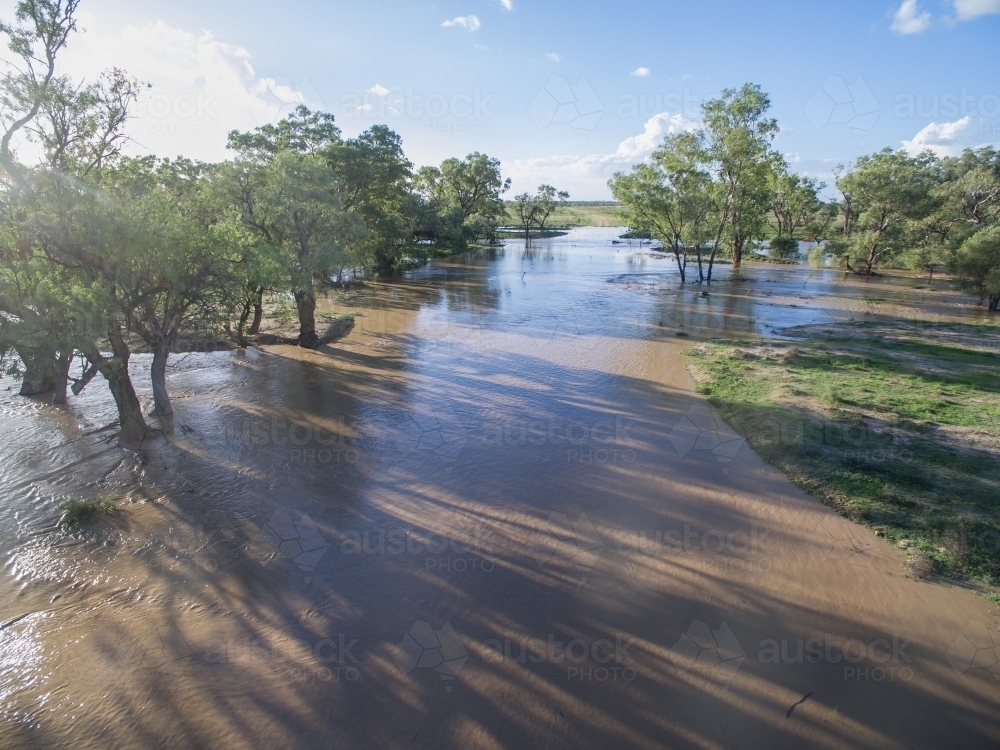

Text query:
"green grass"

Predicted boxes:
[[529, 203, 625, 228], [61, 494, 118, 525], [686, 334, 1000, 585]]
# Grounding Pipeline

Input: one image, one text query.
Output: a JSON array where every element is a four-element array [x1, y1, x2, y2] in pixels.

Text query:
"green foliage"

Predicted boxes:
[[834, 149, 939, 272], [415, 152, 510, 248], [61, 494, 117, 525], [226, 105, 340, 161], [768, 236, 798, 259], [610, 131, 713, 282], [768, 168, 825, 240], [327, 125, 416, 273], [700, 83, 780, 267], [950, 224, 1000, 311], [509, 183, 569, 239]]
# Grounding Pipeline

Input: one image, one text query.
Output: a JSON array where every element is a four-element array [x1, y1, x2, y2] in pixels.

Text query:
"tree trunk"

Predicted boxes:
[[865, 244, 878, 275], [295, 289, 319, 349], [672, 241, 686, 283], [707, 243, 718, 282], [150, 339, 173, 415], [14, 344, 59, 396], [989, 294, 999, 312], [18, 362, 55, 396], [87, 329, 150, 450], [52, 351, 72, 404], [106, 358, 149, 449], [236, 296, 252, 347], [249, 287, 264, 334], [732, 236, 744, 268]]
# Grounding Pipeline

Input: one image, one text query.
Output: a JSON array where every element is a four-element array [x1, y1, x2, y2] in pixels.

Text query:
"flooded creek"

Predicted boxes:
[[1, 228, 997, 749]]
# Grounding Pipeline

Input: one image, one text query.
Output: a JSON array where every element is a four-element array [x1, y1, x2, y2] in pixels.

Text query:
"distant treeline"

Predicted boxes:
[[610, 83, 1000, 292]]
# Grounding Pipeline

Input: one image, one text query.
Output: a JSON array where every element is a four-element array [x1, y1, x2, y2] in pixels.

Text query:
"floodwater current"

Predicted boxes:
[[0, 228, 997, 749]]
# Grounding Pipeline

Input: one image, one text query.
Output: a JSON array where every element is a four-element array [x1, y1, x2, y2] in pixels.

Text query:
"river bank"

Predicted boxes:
[[686, 322, 1000, 591]]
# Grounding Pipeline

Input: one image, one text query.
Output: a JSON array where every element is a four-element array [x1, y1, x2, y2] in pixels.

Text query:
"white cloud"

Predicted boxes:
[[498, 0, 514, 9], [609, 112, 699, 160], [505, 112, 700, 198], [891, 0, 932, 33], [901, 116, 999, 156], [953, 0, 1000, 18], [630, 66, 651, 77], [368, 83, 390, 96], [545, 52, 560, 63], [57, 14, 322, 162], [441, 15, 481, 31]]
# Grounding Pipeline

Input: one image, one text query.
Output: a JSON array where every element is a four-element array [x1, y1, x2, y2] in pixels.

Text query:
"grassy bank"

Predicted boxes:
[[685, 322, 1000, 587], [530, 202, 624, 228]]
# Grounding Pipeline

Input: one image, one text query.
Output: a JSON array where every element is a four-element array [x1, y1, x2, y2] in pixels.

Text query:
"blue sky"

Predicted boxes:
[[47, 0, 1000, 197]]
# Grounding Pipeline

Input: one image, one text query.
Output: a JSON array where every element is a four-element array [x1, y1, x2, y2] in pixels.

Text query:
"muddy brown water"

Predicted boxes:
[[1, 228, 998, 749]]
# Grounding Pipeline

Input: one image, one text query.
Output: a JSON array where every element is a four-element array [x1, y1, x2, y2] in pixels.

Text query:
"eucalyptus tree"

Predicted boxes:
[[510, 191, 538, 242], [227, 107, 360, 348], [533, 184, 569, 234], [417, 152, 510, 247], [22, 165, 155, 446], [509, 184, 568, 243], [0, 0, 151, 444], [0, 0, 80, 194], [327, 124, 416, 274], [950, 224, 1000, 312], [610, 132, 712, 283], [0, 0, 81, 397], [700, 83, 779, 269], [98, 157, 239, 416], [834, 148, 938, 274], [923, 147, 1000, 251], [768, 166, 824, 239]]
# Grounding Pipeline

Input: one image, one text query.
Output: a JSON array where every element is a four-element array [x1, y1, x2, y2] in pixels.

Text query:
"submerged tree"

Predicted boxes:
[[610, 132, 712, 283], [228, 107, 360, 348], [416, 152, 510, 247], [327, 124, 415, 274], [834, 148, 938, 274], [769, 166, 824, 240], [509, 184, 568, 243], [700, 83, 779, 269]]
